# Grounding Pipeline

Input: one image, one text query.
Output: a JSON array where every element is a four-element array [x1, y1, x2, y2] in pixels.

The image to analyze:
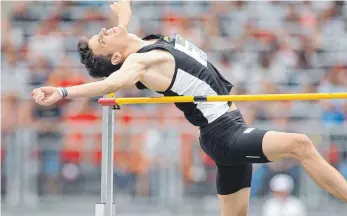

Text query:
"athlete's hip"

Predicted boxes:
[[198, 107, 247, 163], [199, 106, 244, 135]]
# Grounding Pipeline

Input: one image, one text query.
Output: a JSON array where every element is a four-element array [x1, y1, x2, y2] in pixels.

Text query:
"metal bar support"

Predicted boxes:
[[95, 103, 115, 216]]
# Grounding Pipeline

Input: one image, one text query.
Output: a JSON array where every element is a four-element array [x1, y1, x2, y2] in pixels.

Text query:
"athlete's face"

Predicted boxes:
[[88, 26, 128, 65]]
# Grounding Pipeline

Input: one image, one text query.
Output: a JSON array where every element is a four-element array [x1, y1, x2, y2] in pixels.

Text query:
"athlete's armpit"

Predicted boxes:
[[103, 54, 148, 90], [133, 50, 172, 67]]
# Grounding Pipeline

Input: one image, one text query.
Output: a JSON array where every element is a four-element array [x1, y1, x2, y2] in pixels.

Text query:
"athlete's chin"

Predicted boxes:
[[114, 26, 129, 36], [113, 27, 121, 35]]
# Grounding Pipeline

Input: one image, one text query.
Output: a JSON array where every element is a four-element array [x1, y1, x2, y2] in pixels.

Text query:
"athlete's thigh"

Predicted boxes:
[[231, 127, 271, 164], [216, 163, 252, 216], [234, 129, 307, 163], [261, 131, 304, 161]]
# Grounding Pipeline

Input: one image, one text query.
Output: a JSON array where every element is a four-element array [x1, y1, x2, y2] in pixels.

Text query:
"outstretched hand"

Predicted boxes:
[[110, 0, 132, 14], [110, 0, 132, 28], [31, 86, 63, 106]]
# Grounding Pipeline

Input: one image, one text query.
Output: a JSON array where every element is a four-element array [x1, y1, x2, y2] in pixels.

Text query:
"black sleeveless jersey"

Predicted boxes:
[[135, 34, 234, 127]]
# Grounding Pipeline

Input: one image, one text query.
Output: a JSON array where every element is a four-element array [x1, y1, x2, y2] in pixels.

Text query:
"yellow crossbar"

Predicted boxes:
[[98, 93, 347, 106]]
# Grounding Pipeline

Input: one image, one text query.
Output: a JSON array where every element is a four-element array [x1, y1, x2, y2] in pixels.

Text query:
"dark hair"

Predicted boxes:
[[77, 37, 121, 78]]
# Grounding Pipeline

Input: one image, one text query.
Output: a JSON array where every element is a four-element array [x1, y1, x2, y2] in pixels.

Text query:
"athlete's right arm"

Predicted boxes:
[[59, 54, 146, 99], [31, 53, 164, 106]]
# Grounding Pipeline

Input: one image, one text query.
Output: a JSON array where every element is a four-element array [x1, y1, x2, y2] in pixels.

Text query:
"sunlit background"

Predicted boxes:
[[1, 1, 347, 216]]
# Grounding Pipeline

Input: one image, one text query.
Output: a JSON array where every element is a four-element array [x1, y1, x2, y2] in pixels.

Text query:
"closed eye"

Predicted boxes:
[[98, 36, 105, 46]]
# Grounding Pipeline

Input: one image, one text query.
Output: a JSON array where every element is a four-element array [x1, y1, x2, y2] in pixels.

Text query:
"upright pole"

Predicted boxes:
[[96, 95, 115, 216], [105, 106, 115, 216]]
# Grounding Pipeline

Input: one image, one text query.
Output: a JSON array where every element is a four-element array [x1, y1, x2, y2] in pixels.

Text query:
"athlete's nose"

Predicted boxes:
[[101, 28, 107, 36]]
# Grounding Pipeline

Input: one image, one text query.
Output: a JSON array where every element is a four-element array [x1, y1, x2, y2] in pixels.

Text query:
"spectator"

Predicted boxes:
[[321, 101, 345, 126], [33, 103, 63, 195], [27, 56, 51, 89], [297, 35, 320, 70], [10, 2, 38, 22], [262, 174, 307, 216], [343, 102, 347, 120], [319, 66, 347, 126], [59, 99, 99, 194], [46, 57, 86, 88], [27, 18, 65, 65], [339, 152, 347, 180]]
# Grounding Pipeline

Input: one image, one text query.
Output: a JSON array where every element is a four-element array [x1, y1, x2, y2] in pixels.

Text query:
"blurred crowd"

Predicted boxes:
[[1, 1, 347, 203]]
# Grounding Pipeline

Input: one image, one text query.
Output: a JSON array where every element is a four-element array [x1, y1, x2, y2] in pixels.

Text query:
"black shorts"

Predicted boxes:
[[199, 110, 270, 195]]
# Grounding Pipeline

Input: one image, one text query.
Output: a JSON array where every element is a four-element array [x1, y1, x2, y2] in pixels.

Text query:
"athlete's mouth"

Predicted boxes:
[[106, 27, 118, 35]]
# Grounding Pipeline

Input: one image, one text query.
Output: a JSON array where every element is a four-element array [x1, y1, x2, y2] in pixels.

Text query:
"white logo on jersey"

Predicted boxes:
[[174, 34, 208, 67]]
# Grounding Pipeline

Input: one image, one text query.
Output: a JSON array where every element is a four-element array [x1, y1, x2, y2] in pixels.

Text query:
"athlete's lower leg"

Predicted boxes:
[[218, 188, 250, 216], [262, 131, 347, 202]]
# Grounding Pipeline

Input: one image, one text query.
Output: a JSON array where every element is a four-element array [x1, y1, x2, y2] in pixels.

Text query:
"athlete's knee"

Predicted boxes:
[[289, 134, 317, 160]]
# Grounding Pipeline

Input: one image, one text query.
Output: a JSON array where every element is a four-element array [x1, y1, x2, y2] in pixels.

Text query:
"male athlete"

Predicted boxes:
[[32, 1, 347, 215]]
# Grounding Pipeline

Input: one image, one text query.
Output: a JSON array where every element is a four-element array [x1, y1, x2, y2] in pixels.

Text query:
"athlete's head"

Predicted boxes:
[[77, 26, 128, 78]]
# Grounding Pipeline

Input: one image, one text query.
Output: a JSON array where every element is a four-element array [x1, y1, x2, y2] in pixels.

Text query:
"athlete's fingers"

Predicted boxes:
[[110, 0, 130, 10], [118, 0, 129, 3], [37, 90, 44, 98], [34, 88, 45, 95], [110, 3, 120, 11], [38, 97, 44, 105], [32, 89, 42, 99], [35, 95, 41, 104], [39, 98, 48, 106], [34, 90, 44, 103], [110, 2, 118, 8], [38, 99, 47, 106], [31, 88, 40, 97], [38, 94, 52, 106], [39, 86, 53, 94]]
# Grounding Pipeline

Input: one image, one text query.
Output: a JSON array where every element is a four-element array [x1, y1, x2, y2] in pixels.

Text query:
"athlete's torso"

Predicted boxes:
[[136, 34, 234, 127], [137, 46, 175, 92]]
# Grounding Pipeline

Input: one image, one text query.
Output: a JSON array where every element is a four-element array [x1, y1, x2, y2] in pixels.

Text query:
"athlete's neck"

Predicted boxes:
[[121, 34, 157, 59]]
